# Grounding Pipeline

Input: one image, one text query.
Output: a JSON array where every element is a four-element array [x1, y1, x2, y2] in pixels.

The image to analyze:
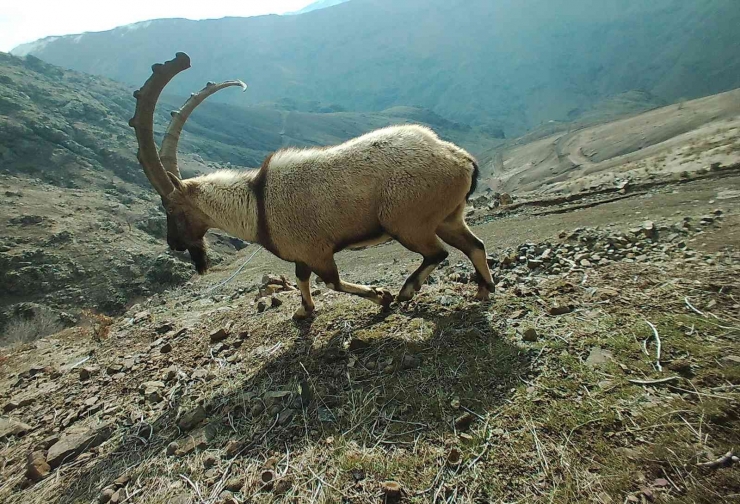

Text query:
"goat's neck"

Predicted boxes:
[[187, 171, 259, 243]]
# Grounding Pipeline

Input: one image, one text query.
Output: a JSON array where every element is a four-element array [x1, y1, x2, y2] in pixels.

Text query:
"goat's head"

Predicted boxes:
[[128, 52, 246, 274]]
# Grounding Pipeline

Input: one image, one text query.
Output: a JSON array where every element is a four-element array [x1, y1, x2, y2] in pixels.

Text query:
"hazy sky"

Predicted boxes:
[[0, 0, 316, 52]]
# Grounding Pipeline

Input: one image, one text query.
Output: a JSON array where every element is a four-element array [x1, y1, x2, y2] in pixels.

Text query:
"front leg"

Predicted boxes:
[[313, 256, 394, 309], [293, 262, 315, 320]]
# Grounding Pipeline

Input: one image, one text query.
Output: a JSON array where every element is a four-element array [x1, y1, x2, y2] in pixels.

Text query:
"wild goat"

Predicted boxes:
[[129, 52, 495, 319]]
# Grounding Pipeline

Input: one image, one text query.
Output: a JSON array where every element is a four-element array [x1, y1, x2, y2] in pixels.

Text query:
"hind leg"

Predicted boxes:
[[436, 207, 495, 300]]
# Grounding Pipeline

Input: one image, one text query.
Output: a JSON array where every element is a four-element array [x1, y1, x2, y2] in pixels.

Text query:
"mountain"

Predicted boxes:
[[11, 0, 740, 137], [288, 0, 351, 15]]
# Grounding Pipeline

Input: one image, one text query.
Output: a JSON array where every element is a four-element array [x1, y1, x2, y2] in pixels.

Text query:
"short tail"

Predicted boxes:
[[466, 160, 480, 201]]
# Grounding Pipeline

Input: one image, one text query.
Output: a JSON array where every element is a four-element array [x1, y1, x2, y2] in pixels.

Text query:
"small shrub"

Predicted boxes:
[[0, 306, 64, 347]]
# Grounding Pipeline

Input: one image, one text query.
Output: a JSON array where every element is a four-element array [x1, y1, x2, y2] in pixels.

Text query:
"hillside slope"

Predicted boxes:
[[486, 87, 740, 196], [13, 0, 740, 136]]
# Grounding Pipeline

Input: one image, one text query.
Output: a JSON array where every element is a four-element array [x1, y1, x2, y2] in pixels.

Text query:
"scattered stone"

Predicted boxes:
[[178, 406, 207, 431], [667, 359, 694, 377], [139, 381, 165, 403], [160, 342, 173, 354], [381, 481, 403, 501], [225, 477, 244, 492], [0, 417, 33, 440], [99, 488, 115, 503], [203, 454, 218, 469], [522, 327, 538, 342], [641, 221, 657, 239], [548, 305, 572, 316], [26, 451, 51, 482], [47, 423, 113, 468], [499, 193, 514, 206], [166, 442, 179, 456], [270, 296, 283, 308], [79, 366, 99, 381], [256, 299, 267, 313], [278, 409, 295, 426], [209, 328, 229, 343], [446, 448, 462, 467], [175, 428, 210, 456], [585, 347, 613, 367], [454, 412, 474, 431], [401, 355, 421, 369]]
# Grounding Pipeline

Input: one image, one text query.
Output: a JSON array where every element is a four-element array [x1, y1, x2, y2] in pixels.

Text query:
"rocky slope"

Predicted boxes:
[[1, 172, 738, 503]]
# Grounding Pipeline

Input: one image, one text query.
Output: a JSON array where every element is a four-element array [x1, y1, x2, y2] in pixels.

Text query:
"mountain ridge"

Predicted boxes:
[[11, 0, 740, 137]]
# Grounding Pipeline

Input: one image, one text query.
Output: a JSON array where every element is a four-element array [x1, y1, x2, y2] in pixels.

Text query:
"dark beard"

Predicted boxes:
[[188, 246, 210, 274]]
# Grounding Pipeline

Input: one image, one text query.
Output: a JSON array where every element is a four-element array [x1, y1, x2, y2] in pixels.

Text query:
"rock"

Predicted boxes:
[[278, 409, 295, 426], [225, 477, 244, 492], [270, 296, 283, 308], [548, 305, 572, 316], [720, 355, 740, 365], [133, 311, 151, 324], [203, 454, 218, 468], [26, 451, 51, 482], [666, 359, 694, 377], [3, 394, 37, 412], [155, 322, 174, 334], [585, 347, 613, 367], [175, 428, 210, 456], [99, 488, 115, 503], [178, 406, 207, 431], [348, 338, 370, 353], [166, 442, 179, 456], [209, 328, 229, 343], [160, 342, 172, 354], [47, 423, 113, 468], [79, 366, 99, 381], [401, 355, 421, 369], [499, 193, 514, 206], [641, 221, 657, 240], [454, 412, 474, 431], [106, 364, 123, 376], [0, 416, 33, 440], [140, 381, 165, 403], [522, 328, 538, 342], [381, 481, 403, 500], [163, 366, 178, 382], [256, 299, 267, 313]]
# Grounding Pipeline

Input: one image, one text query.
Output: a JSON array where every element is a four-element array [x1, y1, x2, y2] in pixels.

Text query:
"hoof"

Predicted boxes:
[[373, 288, 395, 308], [475, 288, 492, 301], [292, 306, 315, 320]]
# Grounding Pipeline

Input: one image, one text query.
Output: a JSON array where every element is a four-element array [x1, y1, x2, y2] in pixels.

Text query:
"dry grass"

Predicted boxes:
[[0, 306, 64, 347]]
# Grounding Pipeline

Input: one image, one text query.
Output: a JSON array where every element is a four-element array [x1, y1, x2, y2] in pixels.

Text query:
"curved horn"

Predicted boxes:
[[128, 52, 191, 198], [160, 80, 247, 179]]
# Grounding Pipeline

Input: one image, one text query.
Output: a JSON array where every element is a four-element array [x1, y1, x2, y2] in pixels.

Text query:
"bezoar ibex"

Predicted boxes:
[[129, 52, 495, 319]]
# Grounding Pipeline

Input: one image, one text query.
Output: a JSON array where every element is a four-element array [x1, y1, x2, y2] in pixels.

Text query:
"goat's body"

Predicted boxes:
[[261, 124, 477, 262], [182, 123, 494, 317], [130, 53, 495, 318]]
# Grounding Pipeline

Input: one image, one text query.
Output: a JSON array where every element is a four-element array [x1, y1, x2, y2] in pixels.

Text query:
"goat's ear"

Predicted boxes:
[[167, 172, 186, 193]]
